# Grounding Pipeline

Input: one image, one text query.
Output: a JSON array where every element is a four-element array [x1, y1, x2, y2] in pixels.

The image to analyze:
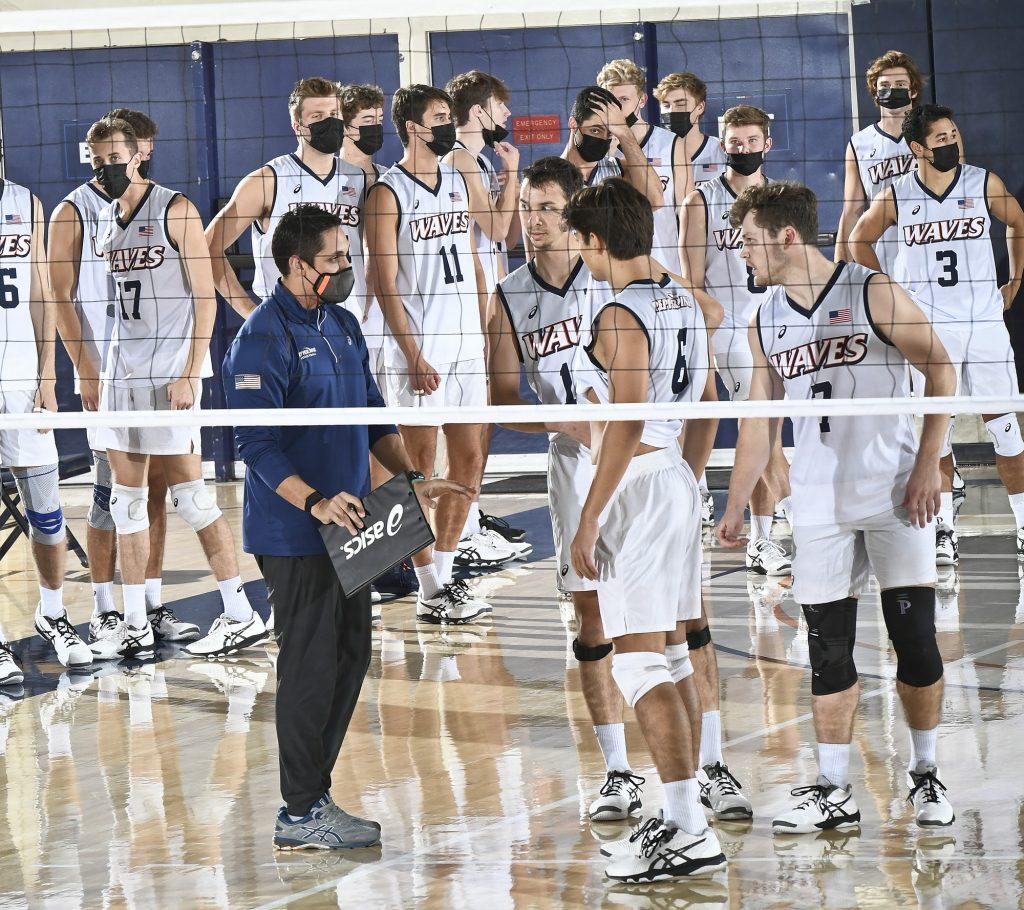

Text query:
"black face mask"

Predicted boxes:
[[138, 157, 153, 180], [575, 131, 612, 163], [93, 163, 132, 199], [306, 264, 354, 305], [425, 122, 457, 156], [307, 117, 345, 155], [876, 87, 912, 110], [354, 123, 384, 156], [726, 151, 764, 177], [482, 123, 510, 148], [625, 111, 639, 128], [928, 141, 960, 173], [661, 111, 694, 138]]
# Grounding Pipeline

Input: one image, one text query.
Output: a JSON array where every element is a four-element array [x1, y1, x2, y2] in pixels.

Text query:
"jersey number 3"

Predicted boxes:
[[935, 250, 958, 287]]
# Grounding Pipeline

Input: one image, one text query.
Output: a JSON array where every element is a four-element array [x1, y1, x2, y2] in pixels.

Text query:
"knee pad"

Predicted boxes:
[[88, 451, 115, 531], [110, 484, 150, 535], [881, 587, 944, 687], [985, 414, 1024, 458], [572, 638, 613, 662], [12, 465, 65, 545], [665, 642, 694, 683], [611, 651, 674, 708], [170, 480, 222, 532], [802, 598, 859, 696], [686, 625, 712, 650]]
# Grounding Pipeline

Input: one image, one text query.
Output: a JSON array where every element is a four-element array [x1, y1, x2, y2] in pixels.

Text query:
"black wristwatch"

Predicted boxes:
[[407, 470, 426, 484], [304, 490, 325, 513]]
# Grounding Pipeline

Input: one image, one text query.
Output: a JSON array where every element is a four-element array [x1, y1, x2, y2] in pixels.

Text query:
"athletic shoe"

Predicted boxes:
[[148, 606, 201, 643], [480, 510, 527, 543], [89, 612, 126, 661], [952, 466, 966, 518], [589, 770, 645, 822], [772, 777, 861, 834], [746, 539, 792, 576], [908, 763, 955, 827], [600, 813, 665, 858], [700, 490, 715, 527], [481, 528, 532, 561], [273, 796, 380, 851], [324, 792, 381, 832], [375, 560, 417, 599], [1017, 527, 1024, 562], [0, 642, 24, 687], [936, 528, 959, 565], [454, 531, 517, 569], [416, 579, 491, 625], [118, 622, 156, 659], [698, 763, 753, 820], [604, 821, 727, 883], [34, 605, 92, 668], [185, 611, 268, 659]]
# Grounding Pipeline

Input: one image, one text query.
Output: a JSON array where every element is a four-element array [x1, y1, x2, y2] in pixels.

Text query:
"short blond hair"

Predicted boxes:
[[653, 72, 708, 105], [596, 59, 646, 91], [86, 117, 138, 154], [288, 76, 342, 122], [723, 104, 771, 138]]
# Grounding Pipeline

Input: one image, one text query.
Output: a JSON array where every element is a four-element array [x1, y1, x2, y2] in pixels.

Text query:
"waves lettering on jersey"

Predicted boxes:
[[0, 234, 30, 258], [867, 154, 914, 186], [287, 201, 360, 228], [712, 227, 743, 251], [521, 316, 582, 361], [770, 333, 868, 379], [902, 216, 986, 246], [409, 211, 471, 243], [106, 245, 166, 272]]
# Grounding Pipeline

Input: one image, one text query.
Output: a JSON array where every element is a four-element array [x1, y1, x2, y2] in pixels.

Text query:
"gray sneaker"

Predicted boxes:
[[324, 793, 381, 832], [273, 796, 380, 850]]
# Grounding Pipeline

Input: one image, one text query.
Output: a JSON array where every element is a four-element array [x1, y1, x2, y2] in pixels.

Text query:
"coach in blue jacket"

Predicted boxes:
[[223, 204, 467, 850]]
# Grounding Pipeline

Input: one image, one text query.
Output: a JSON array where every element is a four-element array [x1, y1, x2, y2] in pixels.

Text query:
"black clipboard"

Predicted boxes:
[[319, 473, 434, 596]]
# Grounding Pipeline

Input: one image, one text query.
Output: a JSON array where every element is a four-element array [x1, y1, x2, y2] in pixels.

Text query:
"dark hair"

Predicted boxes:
[[392, 84, 453, 146], [341, 83, 385, 125], [445, 70, 510, 126], [728, 181, 818, 244], [902, 103, 955, 148], [104, 108, 158, 140], [272, 204, 344, 277], [570, 85, 621, 127], [564, 178, 653, 259], [522, 156, 584, 202]]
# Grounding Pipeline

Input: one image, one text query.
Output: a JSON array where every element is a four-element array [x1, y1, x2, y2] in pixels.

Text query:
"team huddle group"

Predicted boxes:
[[0, 44, 1022, 878]]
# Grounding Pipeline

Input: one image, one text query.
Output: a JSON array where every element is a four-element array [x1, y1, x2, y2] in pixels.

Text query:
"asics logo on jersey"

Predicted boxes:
[[770, 333, 868, 380], [106, 245, 166, 272], [0, 234, 30, 258], [912, 205, 921, 215], [408, 211, 471, 242], [287, 201, 360, 227], [521, 315, 582, 361], [778, 325, 787, 338], [902, 216, 986, 246], [561, 565, 569, 577], [712, 227, 743, 251], [292, 184, 302, 194], [866, 154, 914, 185], [528, 304, 539, 319]]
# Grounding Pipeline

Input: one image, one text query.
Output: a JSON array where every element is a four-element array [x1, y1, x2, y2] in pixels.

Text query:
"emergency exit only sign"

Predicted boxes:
[[513, 114, 560, 145]]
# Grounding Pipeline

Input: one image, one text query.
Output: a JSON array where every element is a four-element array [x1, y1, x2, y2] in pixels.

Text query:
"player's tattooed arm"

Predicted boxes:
[[986, 171, 1024, 310], [834, 143, 866, 263], [848, 186, 897, 273], [677, 189, 708, 289], [30, 195, 57, 422]]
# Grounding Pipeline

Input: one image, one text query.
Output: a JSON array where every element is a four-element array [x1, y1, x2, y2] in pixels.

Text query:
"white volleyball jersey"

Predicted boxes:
[[63, 181, 116, 384], [616, 124, 681, 272], [454, 141, 508, 298], [584, 156, 623, 186], [699, 174, 784, 330], [342, 162, 386, 349], [496, 256, 590, 410], [250, 153, 368, 300], [374, 163, 484, 366], [99, 184, 203, 389], [849, 124, 915, 274], [0, 180, 38, 391], [756, 260, 917, 527], [691, 135, 727, 188], [892, 164, 1001, 325], [581, 274, 710, 449]]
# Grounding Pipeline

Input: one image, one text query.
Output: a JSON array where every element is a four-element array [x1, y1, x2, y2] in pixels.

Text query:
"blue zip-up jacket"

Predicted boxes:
[[223, 282, 397, 557]]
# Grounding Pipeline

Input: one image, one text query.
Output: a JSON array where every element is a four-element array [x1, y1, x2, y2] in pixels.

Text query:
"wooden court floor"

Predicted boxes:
[[0, 482, 1021, 909]]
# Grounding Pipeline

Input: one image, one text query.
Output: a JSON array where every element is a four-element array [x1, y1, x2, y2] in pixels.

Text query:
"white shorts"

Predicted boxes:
[[547, 435, 597, 594], [0, 389, 58, 467], [712, 326, 753, 401], [792, 508, 936, 604], [385, 358, 487, 424], [596, 447, 703, 638], [913, 318, 1019, 398], [95, 382, 202, 456]]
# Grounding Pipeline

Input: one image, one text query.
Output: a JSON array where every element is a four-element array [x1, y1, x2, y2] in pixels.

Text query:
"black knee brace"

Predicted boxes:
[[802, 598, 859, 696], [881, 587, 944, 687], [573, 638, 613, 662], [686, 625, 712, 650]]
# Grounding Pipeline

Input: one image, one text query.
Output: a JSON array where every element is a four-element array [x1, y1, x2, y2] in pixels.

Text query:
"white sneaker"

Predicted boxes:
[[908, 763, 955, 827], [604, 821, 727, 883], [698, 763, 753, 820], [184, 611, 268, 658], [118, 622, 156, 659], [416, 579, 491, 625], [700, 490, 715, 526], [34, 605, 92, 668], [90, 612, 126, 661], [455, 531, 517, 569], [935, 528, 958, 565], [1017, 528, 1024, 562], [589, 770, 644, 822], [481, 528, 533, 561], [600, 813, 664, 858], [746, 538, 792, 576], [772, 777, 861, 834], [148, 606, 201, 642], [952, 466, 966, 518], [0, 642, 23, 686]]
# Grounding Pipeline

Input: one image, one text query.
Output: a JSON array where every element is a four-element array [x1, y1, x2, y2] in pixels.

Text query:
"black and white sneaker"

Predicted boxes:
[[936, 528, 958, 565], [700, 490, 715, 527], [0, 642, 23, 686], [89, 611, 126, 661], [951, 466, 966, 518], [772, 776, 861, 834], [589, 770, 645, 821], [1016, 528, 1024, 562], [746, 539, 792, 576], [908, 763, 955, 827], [34, 604, 92, 668], [604, 819, 727, 882], [118, 622, 156, 659], [184, 611, 268, 658], [148, 606, 201, 643], [698, 762, 753, 820], [480, 510, 527, 543], [416, 579, 491, 625]]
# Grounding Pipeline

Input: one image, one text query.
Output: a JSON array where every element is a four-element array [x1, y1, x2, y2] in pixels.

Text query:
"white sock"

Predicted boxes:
[[698, 472, 709, 493], [218, 576, 253, 622], [463, 502, 482, 538], [699, 710, 724, 767], [144, 577, 162, 611], [123, 584, 147, 630], [594, 723, 629, 773], [92, 581, 118, 617], [909, 726, 938, 770], [750, 514, 773, 543], [434, 550, 456, 587], [414, 563, 441, 598], [938, 492, 954, 531], [1009, 493, 1024, 529], [777, 496, 793, 526], [818, 742, 851, 789], [39, 586, 64, 619], [662, 778, 706, 836]]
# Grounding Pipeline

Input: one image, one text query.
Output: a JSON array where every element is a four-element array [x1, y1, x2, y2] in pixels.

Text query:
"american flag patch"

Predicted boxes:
[[449, 191, 462, 202], [702, 163, 716, 170], [234, 373, 261, 390], [829, 308, 852, 325], [4, 213, 23, 224], [138, 224, 154, 236], [341, 185, 357, 197], [648, 157, 662, 166], [957, 197, 975, 209]]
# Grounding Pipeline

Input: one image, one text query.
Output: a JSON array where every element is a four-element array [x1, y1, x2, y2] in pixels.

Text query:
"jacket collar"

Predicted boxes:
[[272, 280, 323, 326]]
